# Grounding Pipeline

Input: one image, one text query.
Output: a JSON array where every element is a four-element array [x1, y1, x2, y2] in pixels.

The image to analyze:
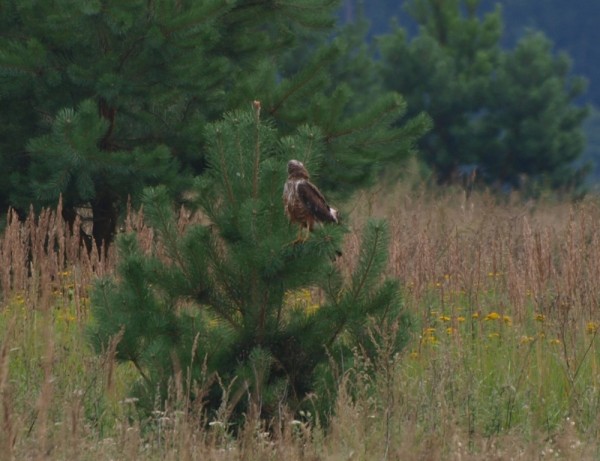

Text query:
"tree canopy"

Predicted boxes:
[[0, 0, 591, 248], [0, 0, 427, 249], [377, 0, 588, 189]]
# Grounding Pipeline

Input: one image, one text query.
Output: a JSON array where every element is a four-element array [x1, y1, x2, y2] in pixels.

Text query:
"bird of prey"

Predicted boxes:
[[283, 159, 339, 242]]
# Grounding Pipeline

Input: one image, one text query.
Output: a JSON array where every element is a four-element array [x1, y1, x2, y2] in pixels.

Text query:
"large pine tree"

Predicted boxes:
[[0, 0, 427, 247], [378, 0, 588, 189]]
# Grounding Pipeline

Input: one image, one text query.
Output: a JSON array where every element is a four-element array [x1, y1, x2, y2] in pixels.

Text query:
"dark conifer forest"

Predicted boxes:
[[344, 0, 600, 181]]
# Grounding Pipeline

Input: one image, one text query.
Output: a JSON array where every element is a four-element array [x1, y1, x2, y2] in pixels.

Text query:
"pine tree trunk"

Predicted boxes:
[[91, 193, 118, 257], [61, 206, 93, 255]]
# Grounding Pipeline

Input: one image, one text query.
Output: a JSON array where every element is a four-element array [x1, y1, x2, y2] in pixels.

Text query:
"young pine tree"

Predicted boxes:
[[89, 104, 409, 421]]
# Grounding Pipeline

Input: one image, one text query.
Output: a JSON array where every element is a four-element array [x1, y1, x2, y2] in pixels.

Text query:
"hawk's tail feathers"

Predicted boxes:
[[329, 207, 340, 224]]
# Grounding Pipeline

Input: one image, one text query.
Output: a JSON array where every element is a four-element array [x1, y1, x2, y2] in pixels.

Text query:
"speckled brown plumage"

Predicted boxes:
[[283, 160, 339, 235]]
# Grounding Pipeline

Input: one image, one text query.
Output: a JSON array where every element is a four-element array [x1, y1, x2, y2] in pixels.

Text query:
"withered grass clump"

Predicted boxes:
[[3, 188, 600, 460], [0, 201, 109, 307]]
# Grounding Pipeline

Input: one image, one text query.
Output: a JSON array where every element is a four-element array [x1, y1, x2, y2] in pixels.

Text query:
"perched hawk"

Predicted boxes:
[[283, 159, 339, 241]]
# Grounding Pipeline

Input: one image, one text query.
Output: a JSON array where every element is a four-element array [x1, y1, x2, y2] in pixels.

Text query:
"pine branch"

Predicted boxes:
[[162, 0, 228, 38], [269, 46, 338, 116], [214, 128, 236, 207], [252, 100, 261, 198], [131, 358, 152, 386], [350, 220, 388, 300], [325, 94, 405, 141], [141, 188, 183, 267]]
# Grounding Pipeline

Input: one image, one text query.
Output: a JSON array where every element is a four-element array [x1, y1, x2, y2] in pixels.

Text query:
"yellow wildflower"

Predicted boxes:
[[457, 316, 466, 323], [57, 311, 76, 323], [550, 338, 561, 345], [472, 312, 480, 320], [284, 288, 321, 316], [488, 332, 500, 339], [422, 328, 438, 345], [485, 312, 500, 321], [586, 322, 599, 334], [520, 336, 535, 345], [305, 304, 320, 316], [422, 335, 438, 345], [503, 315, 512, 326], [535, 313, 546, 322], [14, 294, 25, 305], [439, 315, 451, 322]]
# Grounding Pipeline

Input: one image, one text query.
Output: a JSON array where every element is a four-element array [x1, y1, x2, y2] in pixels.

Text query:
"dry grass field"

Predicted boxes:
[[2, 188, 600, 460]]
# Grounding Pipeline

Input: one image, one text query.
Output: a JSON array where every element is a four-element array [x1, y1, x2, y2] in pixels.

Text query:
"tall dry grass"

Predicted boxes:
[[0, 201, 109, 309], [1, 187, 600, 459]]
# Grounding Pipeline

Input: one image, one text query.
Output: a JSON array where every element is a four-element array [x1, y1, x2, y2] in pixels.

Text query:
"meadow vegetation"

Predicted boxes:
[[2, 187, 600, 460]]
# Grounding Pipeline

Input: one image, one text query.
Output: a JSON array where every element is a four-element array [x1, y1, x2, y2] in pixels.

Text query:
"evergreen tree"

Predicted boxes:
[[481, 0, 600, 108], [0, 0, 428, 248], [272, 11, 431, 196], [581, 107, 600, 184], [478, 32, 588, 189], [378, 0, 588, 189], [89, 105, 409, 420], [379, 0, 502, 183]]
